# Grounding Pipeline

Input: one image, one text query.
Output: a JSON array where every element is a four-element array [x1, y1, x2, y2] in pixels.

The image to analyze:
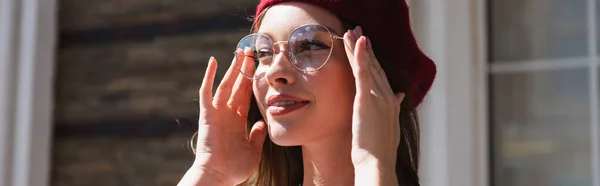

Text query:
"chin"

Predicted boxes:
[[266, 119, 313, 146], [269, 134, 301, 147]]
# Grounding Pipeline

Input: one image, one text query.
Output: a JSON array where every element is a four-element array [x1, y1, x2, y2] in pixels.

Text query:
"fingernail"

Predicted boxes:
[[356, 26, 363, 36], [347, 29, 354, 39], [361, 36, 368, 49]]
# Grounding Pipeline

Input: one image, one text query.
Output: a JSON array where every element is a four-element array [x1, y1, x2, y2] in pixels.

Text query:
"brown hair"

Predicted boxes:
[[238, 6, 421, 186]]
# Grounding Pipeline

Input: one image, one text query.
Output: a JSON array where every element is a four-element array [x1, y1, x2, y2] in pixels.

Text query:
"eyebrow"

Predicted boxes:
[[256, 24, 345, 39]]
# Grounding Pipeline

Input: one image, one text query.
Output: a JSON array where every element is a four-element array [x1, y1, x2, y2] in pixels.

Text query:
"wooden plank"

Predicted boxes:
[[59, 14, 253, 47], [52, 136, 195, 185], [59, 0, 257, 31], [53, 117, 197, 137], [55, 31, 248, 124]]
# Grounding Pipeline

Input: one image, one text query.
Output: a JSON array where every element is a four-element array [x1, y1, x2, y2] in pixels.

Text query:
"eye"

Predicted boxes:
[[298, 40, 330, 52], [256, 48, 273, 62]]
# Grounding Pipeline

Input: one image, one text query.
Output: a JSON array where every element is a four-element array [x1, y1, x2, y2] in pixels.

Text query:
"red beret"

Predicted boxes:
[[254, 0, 436, 108]]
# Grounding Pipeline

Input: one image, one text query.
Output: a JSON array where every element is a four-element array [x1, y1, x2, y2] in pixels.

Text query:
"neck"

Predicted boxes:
[[300, 128, 354, 186]]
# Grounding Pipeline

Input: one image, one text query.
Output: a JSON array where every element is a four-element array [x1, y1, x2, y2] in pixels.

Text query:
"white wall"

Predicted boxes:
[[409, 0, 489, 186]]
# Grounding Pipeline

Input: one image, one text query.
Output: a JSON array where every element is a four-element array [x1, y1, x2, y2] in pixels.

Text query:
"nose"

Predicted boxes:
[[264, 46, 296, 86]]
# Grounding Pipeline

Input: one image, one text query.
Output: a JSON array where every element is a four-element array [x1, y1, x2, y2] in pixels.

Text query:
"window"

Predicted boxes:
[[489, 0, 600, 185]]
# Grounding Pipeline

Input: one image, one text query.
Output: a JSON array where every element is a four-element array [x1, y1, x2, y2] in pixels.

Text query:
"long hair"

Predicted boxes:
[[238, 6, 422, 186]]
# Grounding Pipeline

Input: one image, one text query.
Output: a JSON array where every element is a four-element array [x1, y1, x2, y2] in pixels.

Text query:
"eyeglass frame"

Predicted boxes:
[[234, 23, 345, 80]]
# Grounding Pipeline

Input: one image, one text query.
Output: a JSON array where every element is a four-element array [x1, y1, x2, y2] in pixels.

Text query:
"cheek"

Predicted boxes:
[[311, 57, 356, 110], [327, 52, 355, 92]]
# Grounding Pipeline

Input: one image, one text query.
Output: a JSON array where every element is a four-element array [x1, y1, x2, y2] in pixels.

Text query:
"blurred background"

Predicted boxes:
[[0, 0, 599, 186]]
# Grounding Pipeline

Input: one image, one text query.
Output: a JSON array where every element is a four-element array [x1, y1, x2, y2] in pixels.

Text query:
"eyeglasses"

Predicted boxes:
[[235, 24, 344, 80]]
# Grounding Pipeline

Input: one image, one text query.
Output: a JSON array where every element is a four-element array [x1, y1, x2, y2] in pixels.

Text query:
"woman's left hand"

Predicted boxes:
[[343, 26, 405, 181]]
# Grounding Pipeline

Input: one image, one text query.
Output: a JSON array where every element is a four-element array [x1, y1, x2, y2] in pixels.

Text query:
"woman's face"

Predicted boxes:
[[252, 2, 356, 146]]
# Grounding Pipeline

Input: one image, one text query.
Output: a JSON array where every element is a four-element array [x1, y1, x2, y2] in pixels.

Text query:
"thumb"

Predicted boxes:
[[248, 120, 268, 154]]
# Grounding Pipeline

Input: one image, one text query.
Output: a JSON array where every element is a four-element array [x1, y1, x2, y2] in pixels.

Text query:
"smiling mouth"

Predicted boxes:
[[270, 100, 310, 107], [267, 100, 310, 116]]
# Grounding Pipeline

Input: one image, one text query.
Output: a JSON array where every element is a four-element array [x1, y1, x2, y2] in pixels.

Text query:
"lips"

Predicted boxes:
[[267, 94, 310, 116]]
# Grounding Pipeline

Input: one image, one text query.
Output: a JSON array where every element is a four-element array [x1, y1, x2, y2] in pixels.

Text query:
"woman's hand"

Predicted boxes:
[[179, 49, 268, 186], [343, 26, 404, 185]]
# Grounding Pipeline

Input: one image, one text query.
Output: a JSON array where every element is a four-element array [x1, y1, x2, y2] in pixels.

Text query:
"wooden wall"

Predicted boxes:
[[53, 0, 256, 185]]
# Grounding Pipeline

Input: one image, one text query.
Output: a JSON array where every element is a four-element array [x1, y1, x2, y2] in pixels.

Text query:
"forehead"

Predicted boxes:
[[257, 2, 344, 40]]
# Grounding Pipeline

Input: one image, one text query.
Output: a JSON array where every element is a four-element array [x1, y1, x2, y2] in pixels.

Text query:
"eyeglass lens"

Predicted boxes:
[[235, 24, 335, 79]]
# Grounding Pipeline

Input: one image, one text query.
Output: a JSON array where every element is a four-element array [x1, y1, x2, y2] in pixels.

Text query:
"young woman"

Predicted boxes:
[[179, 0, 436, 185]]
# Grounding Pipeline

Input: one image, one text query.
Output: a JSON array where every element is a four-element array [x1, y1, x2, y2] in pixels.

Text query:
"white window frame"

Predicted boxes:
[[0, 0, 56, 185], [414, 0, 600, 186], [588, 1, 600, 186], [486, 1, 599, 186]]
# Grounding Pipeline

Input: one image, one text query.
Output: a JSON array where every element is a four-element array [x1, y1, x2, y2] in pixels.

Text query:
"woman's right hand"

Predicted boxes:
[[184, 49, 268, 186]]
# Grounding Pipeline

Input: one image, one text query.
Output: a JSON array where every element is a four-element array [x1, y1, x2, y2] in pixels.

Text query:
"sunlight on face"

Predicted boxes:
[[252, 2, 356, 146]]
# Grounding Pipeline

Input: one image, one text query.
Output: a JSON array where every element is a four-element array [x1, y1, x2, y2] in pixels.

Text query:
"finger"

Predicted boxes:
[[343, 26, 362, 58], [395, 92, 406, 104], [356, 25, 363, 36], [364, 36, 395, 99], [236, 78, 254, 116], [229, 48, 255, 110], [352, 36, 376, 95], [248, 120, 268, 154], [366, 37, 386, 81], [237, 49, 256, 114], [199, 57, 218, 108], [343, 30, 357, 60], [395, 92, 406, 118], [236, 84, 253, 116], [213, 50, 242, 106], [344, 29, 365, 83]]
